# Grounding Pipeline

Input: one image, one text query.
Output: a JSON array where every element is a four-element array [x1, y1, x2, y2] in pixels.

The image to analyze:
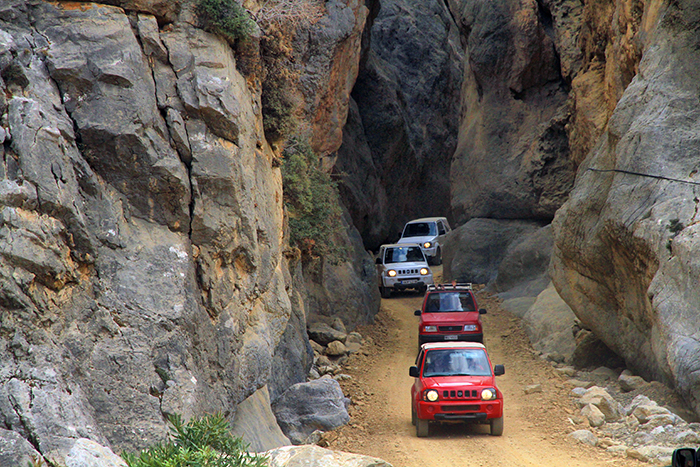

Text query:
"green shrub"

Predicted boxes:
[[197, 0, 255, 44], [282, 139, 348, 263], [121, 414, 267, 467]]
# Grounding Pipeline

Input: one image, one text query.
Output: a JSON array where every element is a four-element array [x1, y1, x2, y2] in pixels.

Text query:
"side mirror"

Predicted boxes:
[[493, 364, 505, 376], [409, 366, 419, 378], [479, 308, 487, 315], [414, 310, 421, 316], [673, 448, 697, 467]]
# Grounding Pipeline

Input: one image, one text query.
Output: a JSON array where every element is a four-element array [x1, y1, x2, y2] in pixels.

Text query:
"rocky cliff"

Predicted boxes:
[[0, 0, 377, 463], [437, 0, 700, 420]]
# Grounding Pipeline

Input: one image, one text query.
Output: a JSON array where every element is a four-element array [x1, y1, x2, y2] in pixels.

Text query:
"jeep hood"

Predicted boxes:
[[398, 236, 436, 245], [422, 376, 495, 387]]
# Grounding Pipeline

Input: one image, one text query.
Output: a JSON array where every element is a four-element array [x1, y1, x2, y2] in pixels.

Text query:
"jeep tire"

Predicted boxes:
[[490, 417, 504, 436], [416, 418, 430, 437], [380, 286, 391, 299]]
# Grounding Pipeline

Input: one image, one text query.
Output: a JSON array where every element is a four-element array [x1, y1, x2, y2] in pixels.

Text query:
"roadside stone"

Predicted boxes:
[[578, 386, 624, 421], [567, 379, 593, 389], [555, 366, 577, 377], [333, 374, 352, 382], [582, 403, 605, 427], [619, 370, 647, 392], [545, 352, 566, 363], [524, 384, 542, 395], [326, 341, 348, 356], [569, 429, 598, 446], [571, 387, 587, 397], [310, 340, 325, 354], [331, 318, 347, 334], [675, 430, 700, 444], [272, 378, 350, 445], [64, 438, 127, 467], [606, 444, 629, 456], [308, 323, 347, 346], [626, 394, 652, 415], [643, 414, 678, 429], [633, 403, 672, 423], [317, 355, 332, 367], [591, 366, 618, 381], [265, 445, 392, 467], [626, 445, 675, 464], [625, 414, 640, 431]]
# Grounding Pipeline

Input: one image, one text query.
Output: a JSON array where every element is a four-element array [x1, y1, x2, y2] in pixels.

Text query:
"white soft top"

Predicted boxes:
[[421, 342, 486, 351]]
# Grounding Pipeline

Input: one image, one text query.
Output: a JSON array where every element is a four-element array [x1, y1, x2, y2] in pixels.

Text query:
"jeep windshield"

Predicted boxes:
[[385, 246, 425, 263], [402, 222, 437, 237], [424, 292, 476, 312], [423, 348, 491, 377]]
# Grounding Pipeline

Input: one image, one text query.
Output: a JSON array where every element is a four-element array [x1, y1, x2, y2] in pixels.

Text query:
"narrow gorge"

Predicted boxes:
[[2, 0, 700, 466]]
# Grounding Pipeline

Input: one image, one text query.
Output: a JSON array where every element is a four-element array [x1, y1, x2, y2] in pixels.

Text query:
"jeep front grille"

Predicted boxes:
[[397, 268, 420, 275], [438, 326, 462, 332], [442, 389, 478, 399], [442, 405, 480, 412]]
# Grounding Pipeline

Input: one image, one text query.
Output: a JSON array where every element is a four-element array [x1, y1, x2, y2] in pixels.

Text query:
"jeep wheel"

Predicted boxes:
[[380, 286, 391, 299], [434, 248, 442, 265], [416, 418, 430, 437], [490, 417, 504, 436], [411, 406, 417, 426]]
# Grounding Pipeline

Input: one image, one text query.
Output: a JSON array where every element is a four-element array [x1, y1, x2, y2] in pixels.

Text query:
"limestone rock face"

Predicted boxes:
[[550, 0, 700, 415], [0, 0, 373, 461], [448, 0, 576, 225], [335, 0, 464, 248]]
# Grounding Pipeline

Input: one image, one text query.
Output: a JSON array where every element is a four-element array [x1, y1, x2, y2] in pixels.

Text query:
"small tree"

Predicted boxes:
[[197, 0, 256, 44], [282, 138, 348, 264], [121, 413, 267, 467]]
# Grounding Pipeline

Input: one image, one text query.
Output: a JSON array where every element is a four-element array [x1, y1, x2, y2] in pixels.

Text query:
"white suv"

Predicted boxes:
[[376, 244, 434, 298], [397, 217, 451, 265]]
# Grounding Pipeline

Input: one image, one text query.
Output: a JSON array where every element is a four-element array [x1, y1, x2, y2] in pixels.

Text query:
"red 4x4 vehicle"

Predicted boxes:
[[414, 283, 486, 346], [409, 342, 505, 437]]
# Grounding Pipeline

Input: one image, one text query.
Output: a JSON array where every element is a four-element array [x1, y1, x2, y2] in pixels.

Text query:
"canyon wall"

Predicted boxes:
[[0, 0, 375, 462], [444, 0, 700, 417]]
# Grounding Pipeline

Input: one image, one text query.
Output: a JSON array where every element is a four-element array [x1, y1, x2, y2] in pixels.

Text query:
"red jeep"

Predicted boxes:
[[414, 283, 486, 346], [409, 342, 505, 437]]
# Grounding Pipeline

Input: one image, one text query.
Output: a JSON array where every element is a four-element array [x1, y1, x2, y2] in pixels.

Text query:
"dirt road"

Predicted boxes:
[[330, 276, 649, 467]]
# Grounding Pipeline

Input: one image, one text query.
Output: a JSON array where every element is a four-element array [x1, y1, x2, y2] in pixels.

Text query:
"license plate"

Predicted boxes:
[[401, 279, 417, 284], [444, 335, 458, 340]]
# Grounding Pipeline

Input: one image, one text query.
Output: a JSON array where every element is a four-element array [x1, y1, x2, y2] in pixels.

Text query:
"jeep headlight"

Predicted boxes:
[[464, 324, 477, 331], [481, 388, 497, 401], [387, 269, 397, 277], [424, 389, 439, 402], [424, 325, 437, 332], [423, 242, 432, 249], [419, 268, 429, 275]]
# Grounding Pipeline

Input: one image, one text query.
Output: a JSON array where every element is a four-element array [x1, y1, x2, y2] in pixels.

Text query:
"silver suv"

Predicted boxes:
[[397, 217, 451, 265], [376, 243, 434, 298]]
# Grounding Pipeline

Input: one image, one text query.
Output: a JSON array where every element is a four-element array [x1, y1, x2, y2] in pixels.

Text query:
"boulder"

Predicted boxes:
[[619, 370, 647, 392], [522, 282, 577, 360], [442, 219, 545, 285], [230, 386, 291, 453], [577, 386, 624, 422], [309, 322, 348, 346], [326, 341, 348, 357], [64, 438, 126, 467], [272, 378, 350, 445], [582, 403, 606, 428], [569, 429, 598, 447], [265, 445, 392, 467]]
